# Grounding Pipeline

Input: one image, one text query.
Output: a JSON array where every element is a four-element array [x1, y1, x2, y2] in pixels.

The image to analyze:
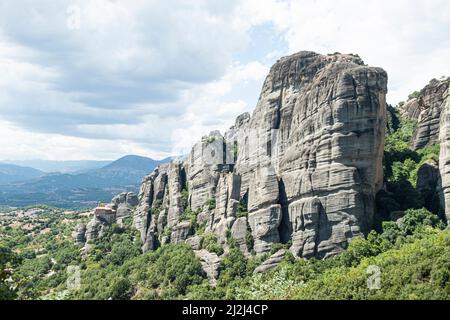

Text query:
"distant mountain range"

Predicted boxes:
[[0, 163, 45, 185], [1, 159, 112, 173], [0, 155, 171, 208]]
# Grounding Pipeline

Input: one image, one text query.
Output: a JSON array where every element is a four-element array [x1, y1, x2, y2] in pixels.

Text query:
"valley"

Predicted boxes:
[[0, 155, 171, 208]]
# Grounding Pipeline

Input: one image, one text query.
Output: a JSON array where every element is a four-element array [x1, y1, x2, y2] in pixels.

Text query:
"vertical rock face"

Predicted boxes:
[[134, 165, 167, 251], [73, 224, 86, 246], [134, 51, 388, 259], [194, 250, 221, 287], [112, 192, 139, 207], [133, 161, 190, 251], [416, 159, 443, 217], [265, 52, 387, 258], [398, 78, 450, 220], [84, 206, 117, 246], [400, 79, 449, 150], [439, 89, 450, 221], [417, 159, 440, 193], [112, 192, 139, 220], [75, 193, 139, 248]]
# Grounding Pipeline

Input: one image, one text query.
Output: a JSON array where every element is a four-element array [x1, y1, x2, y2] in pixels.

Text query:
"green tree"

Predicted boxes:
[[0, 245, 18, 300], [201, 233, 224, 256], [110, 277, 132, 300]]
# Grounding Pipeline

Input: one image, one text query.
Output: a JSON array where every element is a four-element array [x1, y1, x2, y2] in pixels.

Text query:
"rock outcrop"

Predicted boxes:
[[400, 79, 449, 150], [439, 88, 450, 221], [133, 161, 190, 252], [194, 250, 221, 287], [398, 78, 450, 220], [112, 192, 139, 220], [185, 235, 202, 250], [254, 249, 287, 274], [417, 159, 440, 194], [230, 217, 249, 254], [73, 224, 86, 246], [84, 206, 116, 247], [170, 221, 192, 244], [134, 51, 388, 259], [74, 192, 139, 247], [416, 159, 443, 217]]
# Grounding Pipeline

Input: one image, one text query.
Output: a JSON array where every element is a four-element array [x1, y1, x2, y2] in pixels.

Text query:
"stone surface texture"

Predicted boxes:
[[254, 249, 287, 274], [439, 89, 450, 221], [75, 192, 139, 247], [400, 79, 449, 150], [194, 250, 221, 287]]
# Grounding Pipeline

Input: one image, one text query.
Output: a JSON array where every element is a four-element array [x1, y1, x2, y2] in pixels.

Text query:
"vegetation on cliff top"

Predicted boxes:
[[378, 106, 443, 223]]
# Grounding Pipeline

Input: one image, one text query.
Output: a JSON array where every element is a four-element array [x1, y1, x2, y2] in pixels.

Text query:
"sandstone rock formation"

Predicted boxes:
[[254, 249, 287, 274], [170, 221, 192, 244], [112, 192, 139, 220], [439, 88, 450, 221], [400, 79, 449, 150], [397, 78, 450, 220], [416, 159, 441, 194], [134, 51, 388, 259], [84, 206, 116, 246], [416, 159, 443, 217], [230, 217, 249, 254], [74, 192, 139, 247], [185, 235, 202, 250], [133, 161, 190, 252], [73, 223, 86, 246], [194, 250, 221, 287]]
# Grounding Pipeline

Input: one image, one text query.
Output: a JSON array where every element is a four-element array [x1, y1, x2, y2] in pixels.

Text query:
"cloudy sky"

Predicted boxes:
[[0, 0, 449, 161]]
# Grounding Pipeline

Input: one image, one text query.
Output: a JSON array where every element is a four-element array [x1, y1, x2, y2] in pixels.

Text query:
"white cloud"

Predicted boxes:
[[170, 61, 269, 156], [0, 119, 169, 161], [243, 0, 450, 103], [0, 0, 449, 160], [0, 0, 253, 159]]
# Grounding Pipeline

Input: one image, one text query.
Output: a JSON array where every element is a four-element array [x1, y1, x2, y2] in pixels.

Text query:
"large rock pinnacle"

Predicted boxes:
[[439, 89, 450, 221], [134, 51, 388, 259]]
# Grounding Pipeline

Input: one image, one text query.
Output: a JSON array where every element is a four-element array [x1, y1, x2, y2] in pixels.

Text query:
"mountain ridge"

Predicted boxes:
[[1, 159, 112, 174], [0, 163, 45, 185], [0, 155, 171, 208]]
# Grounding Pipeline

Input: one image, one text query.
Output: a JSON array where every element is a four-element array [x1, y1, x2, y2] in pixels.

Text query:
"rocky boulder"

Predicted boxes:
[[111, 192, 139, 220], [194, 250, 221, 287], [73, 200, 118, 247], [185, 235, 202, 250], [85, 217, 105, 244], [73, 224, 86, 246], [170, 221, 192, 244], [254, 249, 287, 274]]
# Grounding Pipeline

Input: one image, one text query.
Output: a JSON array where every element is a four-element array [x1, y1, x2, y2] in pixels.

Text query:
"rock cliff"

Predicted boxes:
[[134, 51, 388, 259], [74, 191, 139, 248], [400, 79, 449, 150], [397, 78, 450, 221], [439, 88, 450, 221]]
